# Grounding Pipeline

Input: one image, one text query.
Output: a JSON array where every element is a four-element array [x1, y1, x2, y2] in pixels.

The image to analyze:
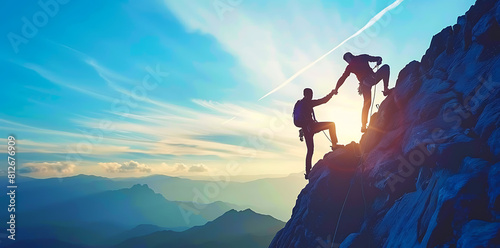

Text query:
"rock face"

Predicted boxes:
[[270, 0, 500, 247]]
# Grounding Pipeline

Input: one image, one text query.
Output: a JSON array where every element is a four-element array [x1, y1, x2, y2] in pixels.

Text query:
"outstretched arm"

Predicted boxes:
[[311, 90, 335, 107], [334, 67, 351, 94], [361, 54, 382, 65]]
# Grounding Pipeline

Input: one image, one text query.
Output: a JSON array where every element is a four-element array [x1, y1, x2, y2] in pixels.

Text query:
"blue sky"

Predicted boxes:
[[0, 0, 475, 178]]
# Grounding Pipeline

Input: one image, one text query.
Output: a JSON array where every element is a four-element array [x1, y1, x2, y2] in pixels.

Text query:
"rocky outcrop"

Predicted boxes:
[[270, 0, 500, 247]]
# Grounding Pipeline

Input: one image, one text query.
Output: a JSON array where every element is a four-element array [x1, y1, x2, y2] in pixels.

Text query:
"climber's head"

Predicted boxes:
[[303, 88, 313, 100], [343, 52, 353, 63]]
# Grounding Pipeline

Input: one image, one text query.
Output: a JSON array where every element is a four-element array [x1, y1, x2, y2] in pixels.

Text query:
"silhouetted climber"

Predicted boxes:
[[293, 88, 339, 180], [333, 52, 393, 133]]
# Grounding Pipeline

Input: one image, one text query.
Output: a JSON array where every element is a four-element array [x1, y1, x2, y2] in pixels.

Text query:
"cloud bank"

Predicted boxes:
[[20, 162, 76, 175], [99, 160, 152, 173]]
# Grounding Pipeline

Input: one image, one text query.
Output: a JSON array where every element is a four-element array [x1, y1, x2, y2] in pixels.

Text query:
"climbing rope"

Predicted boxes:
[[370, 84, 377, 119], [322, 130, 332, 143], [369, 65, 380, 119], [330, 159, 370, 248], [330, 148, 367, 248], [331, 174, 355, 247], [361, 164, 368, 217], [311, 108, 333, 144]]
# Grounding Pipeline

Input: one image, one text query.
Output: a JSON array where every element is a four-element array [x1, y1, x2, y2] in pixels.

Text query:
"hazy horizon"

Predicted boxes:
[[14, 170, 305, 182]]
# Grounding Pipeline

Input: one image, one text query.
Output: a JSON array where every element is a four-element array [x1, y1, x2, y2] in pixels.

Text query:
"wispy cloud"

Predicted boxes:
[[163, 0, 351, 100], [0, 96, 303, 160], [21, 63, 115, 102]]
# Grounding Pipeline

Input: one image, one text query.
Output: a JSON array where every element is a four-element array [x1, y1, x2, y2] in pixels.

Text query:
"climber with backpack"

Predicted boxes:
[[333, 52, 394, 133], [293, 88, 339, 180]]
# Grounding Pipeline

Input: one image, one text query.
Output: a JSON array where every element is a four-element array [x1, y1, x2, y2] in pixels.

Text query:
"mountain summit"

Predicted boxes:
[[270, 0, 500, 247], [117, 209, 285, 248]]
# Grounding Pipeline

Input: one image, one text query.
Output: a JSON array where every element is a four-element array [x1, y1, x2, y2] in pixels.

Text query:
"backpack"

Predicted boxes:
[[293, 100, 309, 127]]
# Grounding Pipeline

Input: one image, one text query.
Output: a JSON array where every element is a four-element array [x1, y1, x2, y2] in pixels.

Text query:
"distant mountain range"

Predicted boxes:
[[0, 173, 299, 247], [14, 184, 236, 246], [175, 200, 244, 221], [111, 173, 306, 220], [3, 173, 305, 220], [116, 209, 285, 248], [24, 184, 207, 229], [6, 209, 284, 248]]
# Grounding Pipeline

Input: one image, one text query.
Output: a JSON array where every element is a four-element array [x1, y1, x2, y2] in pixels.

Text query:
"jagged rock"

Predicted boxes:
[[475, 98, 500, 139], [270, 0, 500, 247], [489, 163, 500, 219], [394, 61, 422, 107], [456, 220, 500, 247], [421, 26, 453, 71]]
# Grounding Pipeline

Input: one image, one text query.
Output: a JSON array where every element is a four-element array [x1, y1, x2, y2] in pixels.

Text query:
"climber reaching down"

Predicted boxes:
[[293, 88, 339, 180], [333, 52, 394, 133]]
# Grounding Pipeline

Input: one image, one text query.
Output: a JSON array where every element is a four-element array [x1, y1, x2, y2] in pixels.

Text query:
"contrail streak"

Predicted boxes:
[[259, 0, 404, 101]]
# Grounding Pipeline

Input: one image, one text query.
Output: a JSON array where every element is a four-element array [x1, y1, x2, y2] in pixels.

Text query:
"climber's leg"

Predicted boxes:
[[311, 122, 338, 145], [373, 64, 392, 95], [361, 86, 371, 132], [304, 131, 314, 177]]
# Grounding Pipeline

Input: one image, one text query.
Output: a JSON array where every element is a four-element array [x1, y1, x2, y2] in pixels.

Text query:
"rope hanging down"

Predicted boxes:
[[370, 65, 380, 118], [328, 62, 440, 247], [330, 148, 367, 248]]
